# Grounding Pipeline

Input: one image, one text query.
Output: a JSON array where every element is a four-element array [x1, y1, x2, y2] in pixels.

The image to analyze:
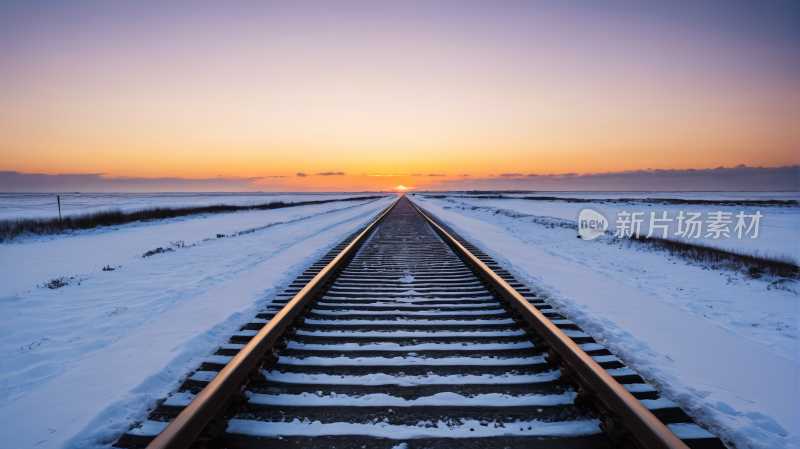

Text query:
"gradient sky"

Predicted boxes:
[[1, 0, 798, 191]]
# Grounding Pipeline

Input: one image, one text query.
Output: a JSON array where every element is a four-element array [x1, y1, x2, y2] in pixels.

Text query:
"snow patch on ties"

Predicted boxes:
[[278, 355, 546, 366], [295, 329, 526, 337], [304, 318, 515, 325], [262, 371, 560, 386], [315, 302, 495, 308], [311, 309, 505, 316], [286, 341, 534, 351], [249, 391, 575, 407], [225, 417, 603, 438]]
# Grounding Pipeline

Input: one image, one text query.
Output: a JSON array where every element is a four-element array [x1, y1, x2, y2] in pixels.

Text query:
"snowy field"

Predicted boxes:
[[424, 195, 800, 259], [0, 192, 377, 219], [414, 194, 799, 449], [0, 195, 396, 448], [1, 190, 797, 448]]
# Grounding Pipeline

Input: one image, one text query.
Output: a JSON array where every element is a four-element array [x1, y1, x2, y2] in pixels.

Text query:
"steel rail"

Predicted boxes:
[[145, 197, 400, 449], [409, 198, 689, 449]]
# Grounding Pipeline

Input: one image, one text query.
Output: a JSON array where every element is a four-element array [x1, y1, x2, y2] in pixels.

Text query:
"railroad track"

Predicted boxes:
[[114, 196, 724, 449]]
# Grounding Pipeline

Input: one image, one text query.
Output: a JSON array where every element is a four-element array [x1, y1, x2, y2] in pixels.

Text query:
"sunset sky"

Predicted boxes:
[[1, 1, 798, 192]]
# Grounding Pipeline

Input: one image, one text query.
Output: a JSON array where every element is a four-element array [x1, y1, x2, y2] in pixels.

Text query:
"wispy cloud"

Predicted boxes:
[[428, 174, 446, 177], [364, 174, 412, 177], [498, 173, 582, 178], [0, 171, 293, 193], [296, 173, 309, 177], [316, 172, 345, 176], [418, 166, 800, 191]]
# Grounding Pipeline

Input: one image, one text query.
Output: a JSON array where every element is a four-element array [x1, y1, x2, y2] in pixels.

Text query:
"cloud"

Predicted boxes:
[[316, 172, 345, 176], [427, 174, 446, 177], [459, 174, 470, 177], [499, 173, 524, 178], [296, 173, 309, 177], [415, 165, 800, 191], [364, 174, 411, 177], [0, 171, 297, 193], [410, 174, 422, 176]]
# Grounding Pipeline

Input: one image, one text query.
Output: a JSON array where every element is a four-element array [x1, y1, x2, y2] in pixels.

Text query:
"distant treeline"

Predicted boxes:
[[0, 196, 384, 242]]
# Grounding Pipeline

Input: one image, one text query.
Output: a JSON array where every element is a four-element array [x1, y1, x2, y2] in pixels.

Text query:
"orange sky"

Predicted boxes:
[[1, 1, 798, 192]]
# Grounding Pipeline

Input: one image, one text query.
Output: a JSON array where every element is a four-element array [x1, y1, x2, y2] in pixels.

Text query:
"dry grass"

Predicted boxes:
[[620, 234, 799, 278], [0, 196, 383, 242]]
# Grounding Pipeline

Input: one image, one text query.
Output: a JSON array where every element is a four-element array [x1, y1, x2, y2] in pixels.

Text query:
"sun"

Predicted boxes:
[[394, 185, 408, 191]]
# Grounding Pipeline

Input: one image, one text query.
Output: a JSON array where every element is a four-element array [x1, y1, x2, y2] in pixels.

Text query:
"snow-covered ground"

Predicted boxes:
[[0, 192, 377, 219], [413, 194, 799, 449], [1, 190, 796, 448], [0, 195, 396, 449], [424, 195, 799, 258]]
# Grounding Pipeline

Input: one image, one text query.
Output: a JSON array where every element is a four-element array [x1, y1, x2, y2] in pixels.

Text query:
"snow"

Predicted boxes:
[[413, 194, 799, 448], [561, 330, 590, 338], [161, 416, 603, 438], [315, 302, 494, 308], [310, 309, 506, 315], [295, 330, 526, 337], [303, 318, 515, 325], [2, 198, 388, 293], [276, 355, 545, 366], [127, 420, 169, 436], [3, 190, 795, 447], [285, 341, 535, 351], [0, 192, 377, 219], [261, 370, 561, 386], [640, 397, 680, 410], [427, 195, 800, 258], [0, 195, 396, 449], [321, 295, 494, 301], [590, 355, 620, 363], [204, 355, 234, 365], [247, 391, 575, 407], [623, 383, 657, 393], [668, 423, 718, 439]]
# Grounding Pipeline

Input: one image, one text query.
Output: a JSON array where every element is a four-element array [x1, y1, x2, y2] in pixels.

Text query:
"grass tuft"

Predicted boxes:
[[44, 277, 68, 289], [620, 234, 799, 278]]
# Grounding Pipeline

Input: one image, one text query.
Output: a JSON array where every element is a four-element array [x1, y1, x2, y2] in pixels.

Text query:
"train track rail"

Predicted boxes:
[[114, 196, 724, 449]]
